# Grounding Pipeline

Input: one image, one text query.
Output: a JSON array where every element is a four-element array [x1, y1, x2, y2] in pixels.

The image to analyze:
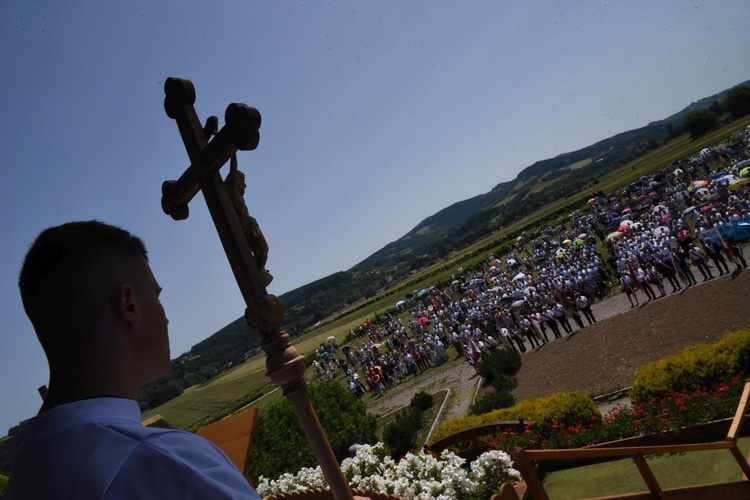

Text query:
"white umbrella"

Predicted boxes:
[[512, 272, 526, 282]]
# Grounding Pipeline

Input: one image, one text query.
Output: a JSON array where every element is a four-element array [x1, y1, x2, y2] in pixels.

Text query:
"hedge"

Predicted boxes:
[[429, 391, 600, 444], [630, 329, 750, 403]]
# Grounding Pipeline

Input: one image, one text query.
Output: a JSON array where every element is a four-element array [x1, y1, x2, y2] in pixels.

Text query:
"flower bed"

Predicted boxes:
[[257, 377, 746, 499], [256, 443, 520, 500], [481, 375, 745, 454]]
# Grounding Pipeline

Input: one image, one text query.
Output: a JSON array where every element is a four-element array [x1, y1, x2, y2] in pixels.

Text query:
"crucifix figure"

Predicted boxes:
[[160, 77, 352, 499]]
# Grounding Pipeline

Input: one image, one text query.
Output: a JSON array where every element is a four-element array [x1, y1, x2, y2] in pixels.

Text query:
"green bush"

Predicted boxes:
[[430, 391, 600, 444], [0, 473, 7, 496], [410, 391, 434, 411], [477, 348, 522, 384], [492, 374, 518, 392], [383, 406, 423, 458], [469, 390, 515, 416], [247, 380, 377, 482], [631, 329, 750, 403]]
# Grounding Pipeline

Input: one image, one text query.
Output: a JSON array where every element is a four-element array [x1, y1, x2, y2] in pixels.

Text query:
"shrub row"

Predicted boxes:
[[430, 391, 600, 444], [630, 329, 750, 403]]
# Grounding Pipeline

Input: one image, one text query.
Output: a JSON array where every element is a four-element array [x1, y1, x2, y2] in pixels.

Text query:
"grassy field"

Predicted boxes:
[[147, 116, 750, 430], [543, 436, 750, 499]]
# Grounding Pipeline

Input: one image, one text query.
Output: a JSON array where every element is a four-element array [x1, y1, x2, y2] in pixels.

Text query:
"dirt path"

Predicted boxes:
[[514, 268, 750, 401]]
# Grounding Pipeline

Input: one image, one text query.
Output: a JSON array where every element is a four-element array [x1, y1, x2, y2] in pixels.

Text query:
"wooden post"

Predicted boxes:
[[161, 77, 352, 499]]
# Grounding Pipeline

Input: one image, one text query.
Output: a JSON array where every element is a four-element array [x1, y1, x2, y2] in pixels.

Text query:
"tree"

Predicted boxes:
[[724, 85, 750, 120], [247, 380, 377, 482], [681, 109, 718, 139], [709, 99, 723, 115]]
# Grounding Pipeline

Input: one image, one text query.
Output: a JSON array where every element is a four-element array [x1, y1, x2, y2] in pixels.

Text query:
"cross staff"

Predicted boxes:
[[161, 77, 353, 499]]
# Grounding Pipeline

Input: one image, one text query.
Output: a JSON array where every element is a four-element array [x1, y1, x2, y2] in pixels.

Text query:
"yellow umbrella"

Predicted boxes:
[[729, 178, 750, 190]]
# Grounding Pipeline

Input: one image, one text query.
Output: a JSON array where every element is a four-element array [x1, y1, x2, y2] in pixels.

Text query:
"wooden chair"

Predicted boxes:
[[196, 407, 259, 485]]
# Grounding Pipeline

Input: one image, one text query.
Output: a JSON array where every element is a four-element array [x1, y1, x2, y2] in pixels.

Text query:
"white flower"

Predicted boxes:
[[258, 442, 519, 498]]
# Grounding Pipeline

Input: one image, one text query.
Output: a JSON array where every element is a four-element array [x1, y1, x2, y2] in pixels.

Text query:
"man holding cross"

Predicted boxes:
[[6, 221, 261, 499]]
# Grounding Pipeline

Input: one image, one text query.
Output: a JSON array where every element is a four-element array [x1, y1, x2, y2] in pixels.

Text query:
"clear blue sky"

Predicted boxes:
[[1, 1, 748, 435]]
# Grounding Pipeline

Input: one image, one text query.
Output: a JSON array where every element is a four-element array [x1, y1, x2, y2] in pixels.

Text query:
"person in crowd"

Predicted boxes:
[[688, 243, 713, 282], [702, 238, 730, 276], [575, 293, 596, 325], [726, 236, 748, 270]]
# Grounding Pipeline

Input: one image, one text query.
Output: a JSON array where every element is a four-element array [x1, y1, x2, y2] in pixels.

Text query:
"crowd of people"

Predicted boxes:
[[312, 130, 750, 397]]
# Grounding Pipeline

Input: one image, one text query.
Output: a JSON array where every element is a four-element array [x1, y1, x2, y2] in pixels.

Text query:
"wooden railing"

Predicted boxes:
[[494, 381, 750, 500], [428, 420, 533, 462]]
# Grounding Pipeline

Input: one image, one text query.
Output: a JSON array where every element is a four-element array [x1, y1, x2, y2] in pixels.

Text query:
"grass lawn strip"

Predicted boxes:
[[542, 436, 750, 499]]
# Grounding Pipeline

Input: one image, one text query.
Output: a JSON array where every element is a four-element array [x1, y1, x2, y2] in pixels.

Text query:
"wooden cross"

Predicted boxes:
[[161, 77, 353, 499]]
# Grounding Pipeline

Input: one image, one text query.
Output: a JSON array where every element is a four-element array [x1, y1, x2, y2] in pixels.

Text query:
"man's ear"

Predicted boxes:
[[117, 282, 139, 329]]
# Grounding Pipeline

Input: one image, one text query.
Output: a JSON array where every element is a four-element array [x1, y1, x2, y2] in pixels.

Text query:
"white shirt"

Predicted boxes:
[[6, 397, 259, 500]]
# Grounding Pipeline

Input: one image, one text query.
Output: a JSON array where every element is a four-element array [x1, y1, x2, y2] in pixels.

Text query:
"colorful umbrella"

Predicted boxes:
[[587, 198, 596, 204], [563, 239, 572, 244], [682, 206, 697, 215], [729, 178, 750, 190], [740, 167, 750, 177], [572, 238, 585, 245], [577, 233, 588, 239], [691, 180, 709, 189], [694, 187, 710, 197], [659, 214, 673, 221], [605, 231, 624, 241]]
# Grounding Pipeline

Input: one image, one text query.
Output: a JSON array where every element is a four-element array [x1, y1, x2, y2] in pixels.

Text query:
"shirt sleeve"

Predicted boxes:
[[107, 431, 261, 500]]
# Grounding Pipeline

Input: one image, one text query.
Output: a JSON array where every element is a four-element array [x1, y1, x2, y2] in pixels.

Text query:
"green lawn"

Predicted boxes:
[[542, 436, 750, 499]]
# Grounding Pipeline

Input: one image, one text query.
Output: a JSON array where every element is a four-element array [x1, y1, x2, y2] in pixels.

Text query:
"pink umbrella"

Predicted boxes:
[[659, 214, 673, 221], [417, 317, 429, 325]]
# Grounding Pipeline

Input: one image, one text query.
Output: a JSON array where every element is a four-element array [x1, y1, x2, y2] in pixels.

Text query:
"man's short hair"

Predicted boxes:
[[19, 221, 148, 351]]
